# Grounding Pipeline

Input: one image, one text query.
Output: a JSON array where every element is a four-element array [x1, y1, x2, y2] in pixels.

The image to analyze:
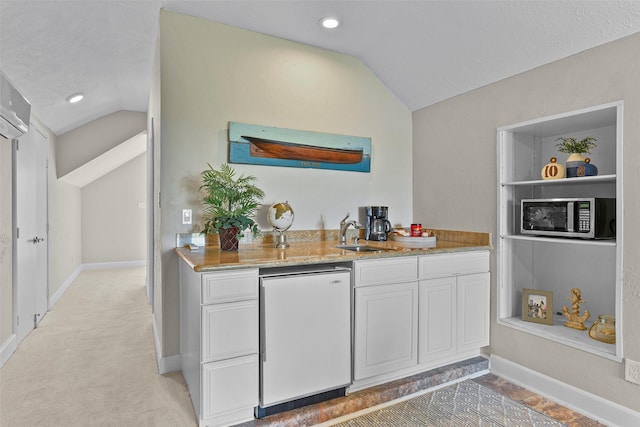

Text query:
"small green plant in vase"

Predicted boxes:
[[555, 136, 597, 178], [555, 136, 597, 154], [200, 163, 265, 251]]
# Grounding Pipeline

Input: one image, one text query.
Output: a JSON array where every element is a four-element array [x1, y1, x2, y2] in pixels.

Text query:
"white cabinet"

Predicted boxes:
[[180, 262, 259, 427], [418, 277, 456, 361], [353, 257, 418, 380], [353, 252, 490, 384], [456, 272, 490, 352], [202, 299, 258, 363], [418, 251, 490, 364], [497, 102, 623, 361]]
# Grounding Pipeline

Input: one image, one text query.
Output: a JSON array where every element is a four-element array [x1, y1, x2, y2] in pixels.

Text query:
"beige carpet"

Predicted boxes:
[[0, 267, 197, 427]]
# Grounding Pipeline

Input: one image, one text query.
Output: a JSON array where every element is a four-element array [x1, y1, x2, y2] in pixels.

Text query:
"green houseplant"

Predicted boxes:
[[555, 136, 597, 154], [555, 136, 597, 178], [200, 163, 265, 251]]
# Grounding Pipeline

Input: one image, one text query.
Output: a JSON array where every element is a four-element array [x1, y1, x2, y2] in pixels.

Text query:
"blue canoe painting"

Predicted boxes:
[[229, 122, 371, 172]]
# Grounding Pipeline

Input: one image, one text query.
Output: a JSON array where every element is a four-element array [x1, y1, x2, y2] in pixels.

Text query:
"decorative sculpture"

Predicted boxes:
[[562, 287, 590, 330]]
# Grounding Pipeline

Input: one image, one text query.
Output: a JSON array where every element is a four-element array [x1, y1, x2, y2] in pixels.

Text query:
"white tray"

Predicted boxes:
[[391, 235, 436, 248]]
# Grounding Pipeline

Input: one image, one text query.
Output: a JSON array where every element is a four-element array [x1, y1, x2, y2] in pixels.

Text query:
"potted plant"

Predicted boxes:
[[200, 163, 265, 251], [555, 136, 597, 155], [555, 136, 597, 178]]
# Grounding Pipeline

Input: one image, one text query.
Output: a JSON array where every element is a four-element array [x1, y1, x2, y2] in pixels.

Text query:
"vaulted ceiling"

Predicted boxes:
[[1, 1, 639, 136]]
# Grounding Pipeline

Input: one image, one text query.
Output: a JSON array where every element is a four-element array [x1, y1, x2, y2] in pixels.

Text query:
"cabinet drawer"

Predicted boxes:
[[202, 300, 259, 362], [419, 251, 489, 279], [354, 257, 418, 287], [201, 354, 258, 421], [202, 269, 258, 304]]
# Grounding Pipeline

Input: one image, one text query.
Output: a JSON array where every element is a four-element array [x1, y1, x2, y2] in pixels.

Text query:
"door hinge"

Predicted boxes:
[[15, 140, 19, 150], [16, 227, 19, 239], [34, 314, 39, 328]]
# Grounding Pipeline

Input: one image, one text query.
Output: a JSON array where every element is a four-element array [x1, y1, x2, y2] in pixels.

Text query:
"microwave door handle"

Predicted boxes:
[[567, 201, 574, 232]]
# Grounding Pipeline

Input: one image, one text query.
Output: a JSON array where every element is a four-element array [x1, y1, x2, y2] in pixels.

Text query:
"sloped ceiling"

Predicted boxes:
[[58, 131, 147, 188], [1, 1, 640, 136]]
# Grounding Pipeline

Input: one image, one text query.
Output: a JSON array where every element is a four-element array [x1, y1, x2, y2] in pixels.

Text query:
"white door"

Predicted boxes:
[[418, 277, 456, 363], [354, 281, 418, 380], [457, 272, 490, 352], [14, 123, 48, 343]]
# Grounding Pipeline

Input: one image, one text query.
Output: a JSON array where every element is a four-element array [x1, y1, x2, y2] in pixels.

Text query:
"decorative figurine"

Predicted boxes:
[[541, 157, 565, 180], [562, 287, 590, 330], [577, 158, 598, 177]]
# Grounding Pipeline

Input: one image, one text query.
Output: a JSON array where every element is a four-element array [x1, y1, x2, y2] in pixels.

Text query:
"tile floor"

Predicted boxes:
[[237, 356, 604, 427]]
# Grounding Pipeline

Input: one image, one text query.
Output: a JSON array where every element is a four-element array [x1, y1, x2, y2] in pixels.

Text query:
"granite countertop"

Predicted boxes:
[[175, 229, 492, 272]]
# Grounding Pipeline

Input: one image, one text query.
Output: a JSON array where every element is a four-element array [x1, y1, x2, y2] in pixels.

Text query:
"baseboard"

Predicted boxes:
[[152, 312, 181, 374], [49, 264, 83, 309], [82, 260, 146, 270], [490, 354, 640, 427], [0, 334, 17, 368]]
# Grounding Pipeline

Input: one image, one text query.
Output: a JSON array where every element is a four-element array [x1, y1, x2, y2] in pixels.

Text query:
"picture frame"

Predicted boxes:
[[522, 288, 553, 325]]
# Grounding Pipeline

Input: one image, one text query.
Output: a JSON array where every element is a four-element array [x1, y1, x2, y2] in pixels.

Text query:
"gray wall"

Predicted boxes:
[[56, 110, 146, 178], [81, 153, 147, 264], [155, 10, 413, 357], [412, 32, 640, 411]]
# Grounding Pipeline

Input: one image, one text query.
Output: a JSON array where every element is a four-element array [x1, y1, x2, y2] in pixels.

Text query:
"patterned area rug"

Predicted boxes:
[[332, 380, 565, 426]]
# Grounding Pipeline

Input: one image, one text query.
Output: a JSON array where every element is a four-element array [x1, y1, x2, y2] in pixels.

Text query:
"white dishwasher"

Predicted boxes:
[[257, 264, 352, 417]]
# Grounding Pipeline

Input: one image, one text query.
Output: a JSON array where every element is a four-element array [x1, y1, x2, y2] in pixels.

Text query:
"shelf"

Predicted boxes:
[[498, 316, 620, 362], [500, 235, 616, 247], [497, 101, 623, 362], [501, 174, 616, 187]]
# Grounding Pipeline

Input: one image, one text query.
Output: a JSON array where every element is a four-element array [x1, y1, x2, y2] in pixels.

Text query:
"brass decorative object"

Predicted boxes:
[[561, 287, 590, 330], [588, 314, 616, 344]]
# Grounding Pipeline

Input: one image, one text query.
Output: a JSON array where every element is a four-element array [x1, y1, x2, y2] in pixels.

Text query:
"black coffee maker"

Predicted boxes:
[[364, 206, 391, 241]]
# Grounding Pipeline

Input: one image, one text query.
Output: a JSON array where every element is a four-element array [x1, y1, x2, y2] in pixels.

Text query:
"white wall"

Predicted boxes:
[[156, 10, 413, 356], [81, 153, 147, 264], [412, 32, 640, 412], [48, 127, 82, 298]]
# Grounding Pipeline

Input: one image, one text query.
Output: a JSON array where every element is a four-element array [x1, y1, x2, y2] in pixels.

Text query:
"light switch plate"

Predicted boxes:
[[182, 209, 192, 225]]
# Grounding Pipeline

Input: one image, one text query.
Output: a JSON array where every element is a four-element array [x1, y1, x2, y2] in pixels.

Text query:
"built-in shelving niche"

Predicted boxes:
[[497, 101, 623, 361]]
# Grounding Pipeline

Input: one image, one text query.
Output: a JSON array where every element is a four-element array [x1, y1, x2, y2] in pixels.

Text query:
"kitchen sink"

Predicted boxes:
[[335, 245, 389, 252]]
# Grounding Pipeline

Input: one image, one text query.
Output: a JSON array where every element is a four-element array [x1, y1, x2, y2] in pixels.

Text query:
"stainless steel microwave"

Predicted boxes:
[[521, 198, 615, 239]]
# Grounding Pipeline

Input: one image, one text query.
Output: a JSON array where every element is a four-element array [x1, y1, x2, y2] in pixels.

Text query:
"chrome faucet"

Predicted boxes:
[[339, 213, 362, 245]]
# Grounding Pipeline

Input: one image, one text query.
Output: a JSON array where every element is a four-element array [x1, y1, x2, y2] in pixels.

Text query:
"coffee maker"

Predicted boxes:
[[364, 206, 391, 241]]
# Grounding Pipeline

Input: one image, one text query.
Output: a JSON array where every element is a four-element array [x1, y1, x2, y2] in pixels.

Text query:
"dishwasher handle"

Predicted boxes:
[[259, 280, 267, 363]]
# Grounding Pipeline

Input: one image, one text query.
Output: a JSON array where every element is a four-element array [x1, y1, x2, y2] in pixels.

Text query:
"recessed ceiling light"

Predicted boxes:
[[66, 93, 84, 103], [319, 17, 340, 29]]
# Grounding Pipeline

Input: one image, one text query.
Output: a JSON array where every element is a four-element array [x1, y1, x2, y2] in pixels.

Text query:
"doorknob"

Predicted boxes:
[[31, 237, 44, 244]]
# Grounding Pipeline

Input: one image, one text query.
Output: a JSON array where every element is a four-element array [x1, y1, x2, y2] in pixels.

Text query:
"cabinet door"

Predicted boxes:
[[354, 282, 418, 380], [202, 300, 259, 363], [418, 277, 456, 363], [457, 272, 490, 352], [201, 354, 258, 421]]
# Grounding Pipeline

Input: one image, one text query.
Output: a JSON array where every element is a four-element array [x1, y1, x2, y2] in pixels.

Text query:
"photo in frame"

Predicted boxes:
[[522, 288, 554, 325]]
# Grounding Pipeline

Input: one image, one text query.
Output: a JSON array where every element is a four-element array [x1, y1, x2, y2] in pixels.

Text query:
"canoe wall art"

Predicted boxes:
[[229, 122, 371, 172]]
